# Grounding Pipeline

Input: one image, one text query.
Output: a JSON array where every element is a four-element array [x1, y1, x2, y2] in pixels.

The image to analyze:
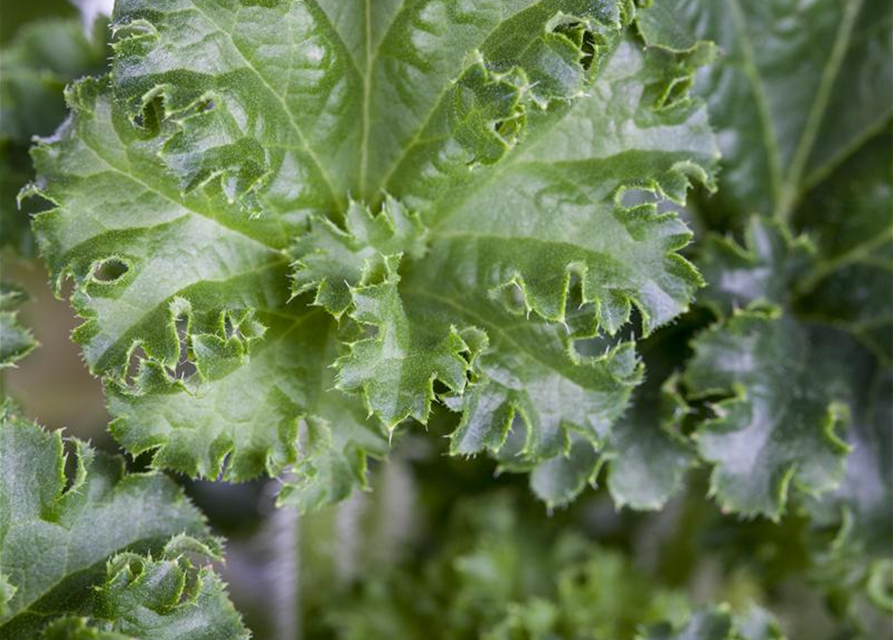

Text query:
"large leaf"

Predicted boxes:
[[30, 77, 386, 509], [32, 1, 716, 508], [689, 216, 892, 613], [639, 0, 893, 222], [0, 403, 247, 639]]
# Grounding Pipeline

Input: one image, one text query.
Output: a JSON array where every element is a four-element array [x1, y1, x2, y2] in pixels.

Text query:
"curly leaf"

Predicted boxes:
[[290, 196, 427, 319], [684, 311, 850, 520], [32, 1, 717, 508], [412, 260, 643, 507], [38, 537, 248, 640], [0, 284, 37, 368], [30, 78, 385, 503], [335, 254, 485, 430], [697, 218, 814, 316], [110, 0, 632, 208], [421, 36, 717, 337], [0, 404, 245, 639], [605, 372, 695, 511], [805, 340, 893, 616]]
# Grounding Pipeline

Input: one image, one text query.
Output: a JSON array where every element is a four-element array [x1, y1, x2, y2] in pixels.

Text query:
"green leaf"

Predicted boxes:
[[696, 217, 814, 317], [0, 283, 37, 368], [32, 1, 717, 509], [639, 0, 893, 222], [0, 404, 247, 639], [29, 77, 386, 505], [684, 311, 851, 520], [316, 493, 694, 640], [335, 254, 486, 430], [290, 197, 427, 319], [605, 369, 696, 511], [420, 35, 716, 338], [792, 130, 893, 366], [39, 537, 248, 640], [806, 344, 893, 617], [1, 18, 108, 255]]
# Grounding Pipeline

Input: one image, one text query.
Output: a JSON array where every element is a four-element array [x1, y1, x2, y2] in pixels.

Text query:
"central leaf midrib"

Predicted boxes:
[[195, 0, 343, 208], [79, 118, 285, 254], [373, 0, 554, 197], [774, 0, 865, 220]]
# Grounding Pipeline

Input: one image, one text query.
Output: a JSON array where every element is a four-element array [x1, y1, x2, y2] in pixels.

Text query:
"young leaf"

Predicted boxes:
[[0, 404, 247, 639], [29, 77, 386, 502]]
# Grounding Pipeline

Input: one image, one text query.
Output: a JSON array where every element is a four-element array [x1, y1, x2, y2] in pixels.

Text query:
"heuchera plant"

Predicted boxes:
[[0, 0, 890, 638]]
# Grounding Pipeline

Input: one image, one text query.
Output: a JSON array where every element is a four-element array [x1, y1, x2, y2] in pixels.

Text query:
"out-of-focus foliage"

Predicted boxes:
[[1, 9, 108, 255]]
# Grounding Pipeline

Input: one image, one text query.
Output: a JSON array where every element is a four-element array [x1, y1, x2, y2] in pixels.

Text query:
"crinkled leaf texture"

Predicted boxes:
[[31, 0, 717, 509], [688, 216, 893, 613], [684, 310, 850, 521], [0, 404, 247, 640]]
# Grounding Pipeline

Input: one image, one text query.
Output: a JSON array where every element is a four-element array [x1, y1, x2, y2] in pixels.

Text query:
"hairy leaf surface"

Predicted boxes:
[[0, 404, 246, 639], [32, 0, 716, 508]]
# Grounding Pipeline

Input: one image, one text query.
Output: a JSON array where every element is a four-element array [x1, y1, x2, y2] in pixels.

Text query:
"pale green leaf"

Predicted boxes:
[[31, 1, 716, 509], [290, 197, 427, 319], [30, 78, 385, 506]]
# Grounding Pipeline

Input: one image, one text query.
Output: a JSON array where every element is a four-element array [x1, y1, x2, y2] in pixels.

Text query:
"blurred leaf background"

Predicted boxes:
[[1, 2, 890, 639]]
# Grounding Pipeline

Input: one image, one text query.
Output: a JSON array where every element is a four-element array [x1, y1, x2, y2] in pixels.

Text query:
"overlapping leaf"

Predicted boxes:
[[29, 77, 385, 509], [0, 403, 247, 639], [685, 213, 893, 621], [604, 325, 697, 511], [31, 1, 717, 509]]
